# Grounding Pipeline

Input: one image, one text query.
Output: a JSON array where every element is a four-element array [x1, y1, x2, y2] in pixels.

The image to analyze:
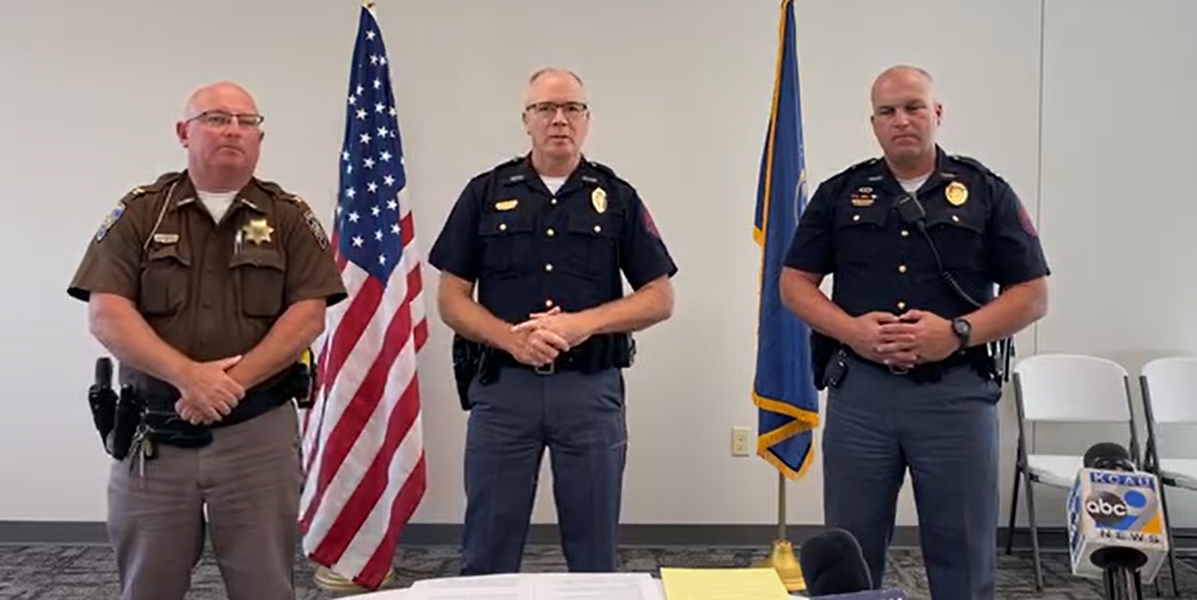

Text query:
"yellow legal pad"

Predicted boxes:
[[659, 567, 793, 599]]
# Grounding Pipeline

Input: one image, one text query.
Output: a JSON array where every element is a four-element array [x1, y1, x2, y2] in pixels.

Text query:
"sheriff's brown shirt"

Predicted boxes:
[[68, 171, 347, 383]]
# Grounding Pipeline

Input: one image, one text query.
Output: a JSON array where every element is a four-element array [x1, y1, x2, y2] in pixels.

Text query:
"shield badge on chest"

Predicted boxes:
[[591, 187, 607, 214], [945, 181, 969, 206]]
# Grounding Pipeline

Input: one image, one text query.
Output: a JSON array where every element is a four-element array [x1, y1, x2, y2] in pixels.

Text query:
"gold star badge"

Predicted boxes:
[[242, 218, 274, 244], [945, 181, 969, 206], [591, 187, 607, 214]]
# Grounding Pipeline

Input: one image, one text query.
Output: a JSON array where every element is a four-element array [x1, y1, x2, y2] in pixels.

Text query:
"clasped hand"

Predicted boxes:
[[174, 355, 245, 425], [506, 307, 593, 367], [848, 309, 959, 370]]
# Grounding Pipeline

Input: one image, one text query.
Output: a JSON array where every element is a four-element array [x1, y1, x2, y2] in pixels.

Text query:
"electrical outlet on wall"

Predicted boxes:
[[731, 426, 752, 457]]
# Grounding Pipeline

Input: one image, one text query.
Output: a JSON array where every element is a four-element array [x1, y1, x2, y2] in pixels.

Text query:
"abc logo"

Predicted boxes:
[[1085, 491, 1133, 526]]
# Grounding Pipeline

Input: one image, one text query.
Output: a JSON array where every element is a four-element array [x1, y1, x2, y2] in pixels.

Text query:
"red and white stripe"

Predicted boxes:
[[298, 187, 428, 590]]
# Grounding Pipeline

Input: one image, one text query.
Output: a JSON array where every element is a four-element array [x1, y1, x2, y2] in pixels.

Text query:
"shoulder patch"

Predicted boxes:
[[302, 208, 330, 250], [280, 194, 330, 250], [94, 200, 127, 243], [1017, 201, 1038, 239]]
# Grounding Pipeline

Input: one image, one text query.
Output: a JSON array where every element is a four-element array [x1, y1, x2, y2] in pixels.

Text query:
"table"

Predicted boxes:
[[353, 578, 809, 599]]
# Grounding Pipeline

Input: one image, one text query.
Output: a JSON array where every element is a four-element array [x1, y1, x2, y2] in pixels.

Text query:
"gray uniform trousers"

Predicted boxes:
[[823, 354, 1001, 600], [460, 366, 628, 575], [107, 403, 302, 600]]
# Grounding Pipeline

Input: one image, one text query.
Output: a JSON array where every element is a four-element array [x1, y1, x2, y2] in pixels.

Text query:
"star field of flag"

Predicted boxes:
[[337, 22, 408, 284]]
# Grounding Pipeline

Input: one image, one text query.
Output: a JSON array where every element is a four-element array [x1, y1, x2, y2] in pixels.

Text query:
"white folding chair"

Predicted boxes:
[[1004, 353, 1137, 592], [1139, 356, 1197, 596]]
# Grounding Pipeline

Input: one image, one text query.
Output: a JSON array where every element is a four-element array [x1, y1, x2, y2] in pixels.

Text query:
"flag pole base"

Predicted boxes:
[[751, 539, 806, 593], [313, 565, 395, 594]]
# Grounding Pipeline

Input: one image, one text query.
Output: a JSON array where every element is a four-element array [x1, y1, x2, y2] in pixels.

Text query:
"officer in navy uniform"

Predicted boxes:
[[780, 65, 1050, 599], [428, 67, 677, 575]]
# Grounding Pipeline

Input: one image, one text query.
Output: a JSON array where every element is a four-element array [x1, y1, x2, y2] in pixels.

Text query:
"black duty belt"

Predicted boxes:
[[845, 346, 982, 384], [493, 333, 633, 375]]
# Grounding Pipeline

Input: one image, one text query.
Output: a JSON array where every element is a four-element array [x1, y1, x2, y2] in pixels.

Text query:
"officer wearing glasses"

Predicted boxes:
[[67, 80, 345, 600], [428, 67, 678, 575]]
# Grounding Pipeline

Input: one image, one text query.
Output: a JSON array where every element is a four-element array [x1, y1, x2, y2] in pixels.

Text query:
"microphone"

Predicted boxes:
[[798, 529, 908, 599], [1067, 442, 1169, 600]]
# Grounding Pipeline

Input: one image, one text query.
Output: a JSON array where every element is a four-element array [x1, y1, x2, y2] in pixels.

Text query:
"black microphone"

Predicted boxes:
[[1084, 442, 1137, 472], [798, 528, 873, 596], [893, 192, 927, 230], [1073, 442, 1154, 600]]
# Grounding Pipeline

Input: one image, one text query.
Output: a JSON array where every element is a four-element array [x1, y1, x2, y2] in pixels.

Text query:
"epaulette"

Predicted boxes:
[[948, 154, 1004, 180], [831, 157, 881, 181], [252, 178, 329, 249], [123, 171, 183, 201], [253, 178, 291, 200], [584, 159, 636, 190]]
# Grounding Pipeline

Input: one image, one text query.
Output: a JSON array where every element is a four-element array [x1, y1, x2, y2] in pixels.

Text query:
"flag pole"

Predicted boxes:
[[751, 472, 806, 592]]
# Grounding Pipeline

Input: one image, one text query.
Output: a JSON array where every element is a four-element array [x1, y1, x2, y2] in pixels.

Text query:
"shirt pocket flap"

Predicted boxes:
[[229, 248, 285, 271], [835, 205, 890, 229], [478, 210, 534, 237], [927, 210, 983, 234], [146, 243, 191, 267], [565, 211, 622, 239]]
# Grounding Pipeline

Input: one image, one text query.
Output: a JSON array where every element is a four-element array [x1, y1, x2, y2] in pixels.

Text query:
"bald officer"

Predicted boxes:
[[67, 81, 346, 600], [780, 66, 1050, 599], [428, 67, 677, 575]]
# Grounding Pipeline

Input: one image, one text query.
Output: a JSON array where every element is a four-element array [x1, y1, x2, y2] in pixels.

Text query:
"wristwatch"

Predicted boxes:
[[951, 317, 972, 352]]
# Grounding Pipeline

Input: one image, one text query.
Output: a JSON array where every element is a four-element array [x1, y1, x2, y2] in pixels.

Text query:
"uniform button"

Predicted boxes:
[[499, 223, 507, 231], [550, 198, 558, 205], [897, 301, 906, 310], [852, 214, 861, 221], [901, 229, 909, 237], [951, 215, 960, 222], [546, 228, 555, 237], [898, 265, 907, 273], [593, 225, 602, 233], [545, 299, 554, 308], [545, 263, 553, 272]]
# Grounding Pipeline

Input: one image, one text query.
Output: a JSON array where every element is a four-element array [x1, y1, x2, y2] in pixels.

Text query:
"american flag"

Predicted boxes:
[[298, 4, 428, 590]]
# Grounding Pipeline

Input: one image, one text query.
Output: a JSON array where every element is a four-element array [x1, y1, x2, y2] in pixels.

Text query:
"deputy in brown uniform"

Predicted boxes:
[[66, 81, 346, 600]]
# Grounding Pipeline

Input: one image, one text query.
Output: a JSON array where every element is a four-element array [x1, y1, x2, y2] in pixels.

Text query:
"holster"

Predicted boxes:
[[88, 383, 118, 450], [452, 334, 487, 411], [810, 331, 836, 391], [106, 386, 145, 460]]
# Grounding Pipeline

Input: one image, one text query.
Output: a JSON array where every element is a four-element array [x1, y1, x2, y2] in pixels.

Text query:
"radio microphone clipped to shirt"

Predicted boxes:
[[1067, 442, 1169, 600]]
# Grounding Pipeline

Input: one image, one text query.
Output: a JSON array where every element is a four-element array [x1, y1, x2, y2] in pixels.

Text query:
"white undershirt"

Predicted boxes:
[[197, 191, 237, 223], [897, 173, 931, 193], [540, 175, 567, 195]]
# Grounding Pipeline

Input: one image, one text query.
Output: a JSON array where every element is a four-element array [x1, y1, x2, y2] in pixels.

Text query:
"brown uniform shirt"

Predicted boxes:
[[67, 171, 347, 388]]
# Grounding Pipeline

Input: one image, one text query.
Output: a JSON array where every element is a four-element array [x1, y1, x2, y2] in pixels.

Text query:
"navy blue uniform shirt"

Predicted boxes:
[[785, 146, 1049, 320], [428, 155, 678, 324]]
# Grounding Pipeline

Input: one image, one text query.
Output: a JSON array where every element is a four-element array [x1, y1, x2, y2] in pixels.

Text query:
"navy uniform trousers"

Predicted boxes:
[[823, 354, 1002, 600], [460, 366, 628, 575]]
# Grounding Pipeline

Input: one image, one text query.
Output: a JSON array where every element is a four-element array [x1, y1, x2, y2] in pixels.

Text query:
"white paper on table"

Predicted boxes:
[[409, 573, 531, 599], [407, 572, 665, 600], [530, 572, 663, 600]]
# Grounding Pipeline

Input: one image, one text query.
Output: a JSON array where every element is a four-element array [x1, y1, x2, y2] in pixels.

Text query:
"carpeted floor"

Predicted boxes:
[[0, 543, 1193, 599]]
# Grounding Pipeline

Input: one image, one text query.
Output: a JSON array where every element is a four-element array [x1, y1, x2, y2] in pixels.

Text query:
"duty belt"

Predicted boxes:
[[492, 333, 634, 375], [845, 346, 987, 384]]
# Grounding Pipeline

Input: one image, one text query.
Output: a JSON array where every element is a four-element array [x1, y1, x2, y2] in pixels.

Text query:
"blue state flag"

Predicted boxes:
[[752, 0, 819, 479]]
